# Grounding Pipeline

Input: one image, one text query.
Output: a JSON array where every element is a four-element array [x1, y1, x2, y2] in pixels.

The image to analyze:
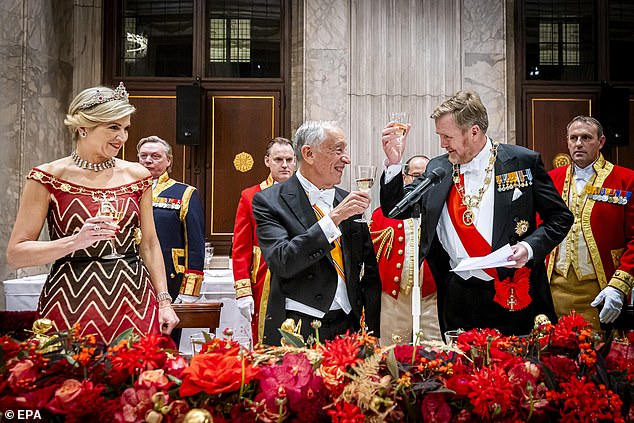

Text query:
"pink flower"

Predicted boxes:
[[47, 379, 83, 411], [115, 386, 157, 423], [255, 353, 326, 420], [8, 359, 39, 392], [137, 369, 170, 390]]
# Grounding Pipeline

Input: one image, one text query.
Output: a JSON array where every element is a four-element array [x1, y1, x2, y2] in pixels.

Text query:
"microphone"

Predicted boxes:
[[388, 167, 447, 218]]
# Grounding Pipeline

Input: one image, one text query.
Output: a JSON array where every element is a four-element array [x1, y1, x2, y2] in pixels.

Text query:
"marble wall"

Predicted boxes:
[[0, 0, 102, 302], [299, 0, 512, 194], [1, 0, 73, 291]]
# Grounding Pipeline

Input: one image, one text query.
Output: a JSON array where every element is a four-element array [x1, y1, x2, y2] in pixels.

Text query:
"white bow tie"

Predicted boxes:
[[307, 188, 335, 207]]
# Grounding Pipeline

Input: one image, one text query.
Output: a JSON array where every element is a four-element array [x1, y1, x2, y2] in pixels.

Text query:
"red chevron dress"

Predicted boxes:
[[28, 168, 160, 344]]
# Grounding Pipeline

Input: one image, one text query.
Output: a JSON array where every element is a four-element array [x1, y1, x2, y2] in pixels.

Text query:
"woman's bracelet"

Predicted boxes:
[[156, 291, 172, 302]]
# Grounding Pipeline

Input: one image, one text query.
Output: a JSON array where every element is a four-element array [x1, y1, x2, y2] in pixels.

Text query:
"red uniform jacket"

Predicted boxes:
[[232, 175, 274, 344], [369, 207, 436, 299], [547, 155, 634, 294]]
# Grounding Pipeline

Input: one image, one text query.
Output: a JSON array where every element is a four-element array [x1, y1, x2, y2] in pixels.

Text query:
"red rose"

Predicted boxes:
[[46, 379, 83, 414], [164, 355, 188, 379], [13, 384, 57, 410], [46, 379, 105, 415], [445, 373, 471, 397], [179, 352, 259, 396]]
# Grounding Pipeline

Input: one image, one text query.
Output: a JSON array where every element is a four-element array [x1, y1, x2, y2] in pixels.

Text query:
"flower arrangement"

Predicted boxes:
[[1, 313, 633, 422]]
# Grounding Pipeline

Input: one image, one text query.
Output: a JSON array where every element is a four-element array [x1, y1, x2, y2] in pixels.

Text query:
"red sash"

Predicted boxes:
[[446, 176, 531, 311]]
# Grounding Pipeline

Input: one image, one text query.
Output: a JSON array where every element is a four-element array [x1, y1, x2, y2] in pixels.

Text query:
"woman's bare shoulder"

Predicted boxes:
[[116, 159, 152, 180], [32, 157, 74, 177]]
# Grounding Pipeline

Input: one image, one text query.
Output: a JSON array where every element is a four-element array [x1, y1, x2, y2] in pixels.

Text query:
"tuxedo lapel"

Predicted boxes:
[[280, 175, 317, 230], [492, 145, 516, 248]]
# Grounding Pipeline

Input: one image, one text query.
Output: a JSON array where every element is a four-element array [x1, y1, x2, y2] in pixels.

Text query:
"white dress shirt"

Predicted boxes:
[[437, 139, 496, 281], [285, 170, 352, 317], [384, 138, 533, 282]]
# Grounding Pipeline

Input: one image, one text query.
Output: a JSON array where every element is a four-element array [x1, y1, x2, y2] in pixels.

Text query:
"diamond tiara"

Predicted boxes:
[[78, 82, 130, 110]]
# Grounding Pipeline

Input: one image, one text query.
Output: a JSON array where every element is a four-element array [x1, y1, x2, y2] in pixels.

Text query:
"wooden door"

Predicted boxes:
[[123, 94, 190, 182], [525, 92, 596, 171], [205, 93, 281, 249]]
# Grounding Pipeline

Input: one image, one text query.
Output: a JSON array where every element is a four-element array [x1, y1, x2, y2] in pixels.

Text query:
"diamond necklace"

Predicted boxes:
[[71, 151, 115, 172], [452, 142, 499, 226]]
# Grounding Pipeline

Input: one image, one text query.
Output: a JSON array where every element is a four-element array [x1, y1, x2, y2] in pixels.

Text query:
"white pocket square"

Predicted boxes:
[[512, 188, 523, 201]]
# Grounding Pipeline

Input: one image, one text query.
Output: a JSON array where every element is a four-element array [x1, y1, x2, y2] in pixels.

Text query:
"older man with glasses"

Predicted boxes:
[[370, 155, 442, 345]]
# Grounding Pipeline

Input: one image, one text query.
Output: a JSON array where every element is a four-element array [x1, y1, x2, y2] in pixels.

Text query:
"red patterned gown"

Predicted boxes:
[[28, 168, 161, 344]]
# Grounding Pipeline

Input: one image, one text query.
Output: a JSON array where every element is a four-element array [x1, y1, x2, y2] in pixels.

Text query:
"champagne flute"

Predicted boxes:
[[354, 165, 377, 223], [388, 112, 410, 156], [99, 196, 124, 259]]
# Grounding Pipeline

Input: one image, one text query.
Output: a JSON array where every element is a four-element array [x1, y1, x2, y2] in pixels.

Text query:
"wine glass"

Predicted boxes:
[[354, 165, 377, 223], [204, 242, 214, 270], [444, 328, 465, 346], [388, 112, 410, 155], [99, 196, 124, 259]]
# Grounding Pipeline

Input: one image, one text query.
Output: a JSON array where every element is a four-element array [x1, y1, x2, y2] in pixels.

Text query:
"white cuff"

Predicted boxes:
[[384, 163, 403, 183], [317, 214, 342, 243], [519, 241, 534, 261]]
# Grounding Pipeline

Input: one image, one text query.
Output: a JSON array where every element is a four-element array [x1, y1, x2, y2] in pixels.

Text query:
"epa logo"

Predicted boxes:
[[2, 409, 42, 420]]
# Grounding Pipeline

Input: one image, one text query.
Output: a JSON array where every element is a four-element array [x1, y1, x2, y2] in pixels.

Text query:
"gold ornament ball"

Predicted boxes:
[[184, 409, 213, 423]]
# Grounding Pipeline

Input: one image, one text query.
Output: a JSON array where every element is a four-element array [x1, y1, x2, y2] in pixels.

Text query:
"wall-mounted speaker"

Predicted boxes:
[[176, 85, 202, 145], [600, 86, 630, 147]]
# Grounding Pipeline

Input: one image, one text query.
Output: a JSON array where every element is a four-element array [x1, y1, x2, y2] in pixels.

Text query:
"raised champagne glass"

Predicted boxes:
[[388, 112, 410, 156], [354, 165, 377, 224], [99, 196, 124, 259]]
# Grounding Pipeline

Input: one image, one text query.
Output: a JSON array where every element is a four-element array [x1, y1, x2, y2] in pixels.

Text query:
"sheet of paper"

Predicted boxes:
[[452, 243, 517, 272]]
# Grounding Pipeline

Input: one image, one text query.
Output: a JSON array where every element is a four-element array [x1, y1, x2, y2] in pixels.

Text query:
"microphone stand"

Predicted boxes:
[[411, 202, 422, 343]]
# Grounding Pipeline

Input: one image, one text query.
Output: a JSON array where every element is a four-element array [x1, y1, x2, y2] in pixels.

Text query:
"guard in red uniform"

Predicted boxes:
[[547, 116, 634, 329], [233, 138, 295, 344], [370, 155, 441, 344]]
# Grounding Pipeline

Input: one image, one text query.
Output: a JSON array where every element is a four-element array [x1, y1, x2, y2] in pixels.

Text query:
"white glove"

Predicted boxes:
[[237, 296, 255, 322], [175, 294, 201, 304], [591, 286, 625, 324]]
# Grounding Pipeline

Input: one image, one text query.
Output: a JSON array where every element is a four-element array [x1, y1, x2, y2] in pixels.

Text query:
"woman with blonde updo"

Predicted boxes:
[[7, 83, 179, 344]]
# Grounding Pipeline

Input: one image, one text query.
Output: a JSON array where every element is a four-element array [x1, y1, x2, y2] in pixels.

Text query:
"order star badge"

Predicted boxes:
[[515, 219, 529, 237]]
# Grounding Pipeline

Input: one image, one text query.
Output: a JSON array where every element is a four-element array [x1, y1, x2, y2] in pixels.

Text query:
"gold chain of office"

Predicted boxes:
[[452, 142, 499, 226]]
